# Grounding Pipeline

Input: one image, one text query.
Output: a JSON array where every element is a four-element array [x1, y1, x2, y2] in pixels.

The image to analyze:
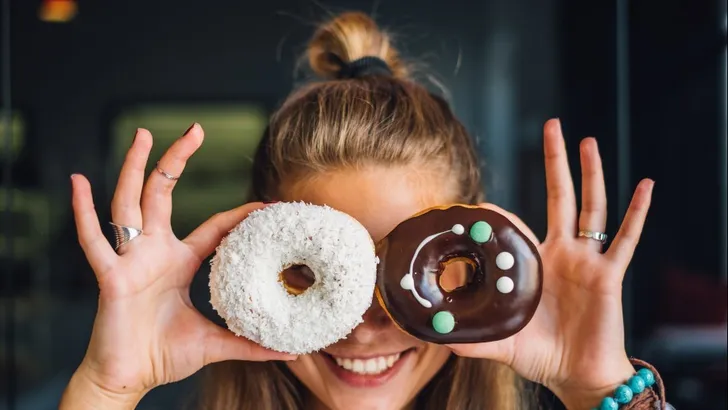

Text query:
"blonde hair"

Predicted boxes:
[[199, 11, 528, 410]]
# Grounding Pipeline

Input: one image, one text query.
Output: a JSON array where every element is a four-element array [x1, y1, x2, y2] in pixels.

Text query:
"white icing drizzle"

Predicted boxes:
[[400, 227, 459, 308], [399, 274, 431, 308]]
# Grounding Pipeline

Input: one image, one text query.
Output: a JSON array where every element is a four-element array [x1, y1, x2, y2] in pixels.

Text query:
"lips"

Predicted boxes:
[[320, 348, 415, 388]]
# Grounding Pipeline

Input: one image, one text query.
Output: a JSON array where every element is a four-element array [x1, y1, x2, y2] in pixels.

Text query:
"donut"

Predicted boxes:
[[209, 202, 378, 355], [375, 204, 542, 344]]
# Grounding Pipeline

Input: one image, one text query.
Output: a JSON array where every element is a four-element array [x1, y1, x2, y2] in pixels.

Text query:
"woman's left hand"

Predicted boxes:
[[448, 118, 655, 409]]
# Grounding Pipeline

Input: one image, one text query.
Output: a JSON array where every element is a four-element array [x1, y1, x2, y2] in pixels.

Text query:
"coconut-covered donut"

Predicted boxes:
[[375, 204, 542, 344], [209, 202, 378, 354]]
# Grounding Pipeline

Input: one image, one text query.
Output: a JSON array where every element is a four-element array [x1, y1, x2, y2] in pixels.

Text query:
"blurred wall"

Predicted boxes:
[[8, 0, 561, 279]]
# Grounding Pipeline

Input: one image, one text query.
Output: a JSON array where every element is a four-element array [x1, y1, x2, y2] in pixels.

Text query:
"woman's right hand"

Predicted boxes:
[[60, 124, 296, 409]]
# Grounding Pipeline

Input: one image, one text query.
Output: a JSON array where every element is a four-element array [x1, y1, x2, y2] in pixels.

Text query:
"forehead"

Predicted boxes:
[[279, 167, 454, 241]]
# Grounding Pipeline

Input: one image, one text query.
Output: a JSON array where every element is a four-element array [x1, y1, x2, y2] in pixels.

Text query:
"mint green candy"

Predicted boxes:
[[432, 311, 456, 334], [469, 221, 493, 243]]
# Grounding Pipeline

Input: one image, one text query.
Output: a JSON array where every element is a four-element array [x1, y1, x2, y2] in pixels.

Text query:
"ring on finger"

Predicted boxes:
[[109, 222, 143, 251], [577, 229, 608, 244], [155, 161, 180, 181]]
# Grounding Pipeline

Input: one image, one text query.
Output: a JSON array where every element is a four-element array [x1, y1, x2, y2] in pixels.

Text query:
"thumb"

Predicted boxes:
[[183, 202, 267, 261], [446, 339, 513, 366], [203, 324, 298, 365]]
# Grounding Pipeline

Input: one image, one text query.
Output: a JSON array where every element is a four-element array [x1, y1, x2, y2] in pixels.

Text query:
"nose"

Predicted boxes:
[[346, 296, 394, 343]]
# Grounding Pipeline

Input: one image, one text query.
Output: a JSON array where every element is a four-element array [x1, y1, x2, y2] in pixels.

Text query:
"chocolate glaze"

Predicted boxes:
[[375, 205, 542, 344]]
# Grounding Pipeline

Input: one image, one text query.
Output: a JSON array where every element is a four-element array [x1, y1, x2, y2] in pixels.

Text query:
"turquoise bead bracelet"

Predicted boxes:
[[591, 368, 656, 410]]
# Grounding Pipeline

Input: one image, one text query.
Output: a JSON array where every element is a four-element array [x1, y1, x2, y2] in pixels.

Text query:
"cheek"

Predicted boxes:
[[418, 345, 452, 375], [285, 356, 324, 391], [400, 344, 452, 399]]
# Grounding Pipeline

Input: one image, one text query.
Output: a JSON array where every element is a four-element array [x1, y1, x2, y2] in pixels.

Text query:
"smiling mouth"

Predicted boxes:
[[331, 352, 401, 375], [319, 348, 417, 388]]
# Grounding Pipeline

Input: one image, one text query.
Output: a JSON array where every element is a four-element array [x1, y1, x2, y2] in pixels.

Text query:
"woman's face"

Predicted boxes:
[[280, 166, 454, 410]]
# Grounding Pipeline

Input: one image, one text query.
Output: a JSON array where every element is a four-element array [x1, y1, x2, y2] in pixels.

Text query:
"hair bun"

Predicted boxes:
[[308, 11, 408, 80]]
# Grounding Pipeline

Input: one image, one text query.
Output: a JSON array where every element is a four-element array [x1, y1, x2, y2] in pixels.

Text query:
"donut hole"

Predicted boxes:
[[439, 257, 476, 292], [279, 264, 316, 295]]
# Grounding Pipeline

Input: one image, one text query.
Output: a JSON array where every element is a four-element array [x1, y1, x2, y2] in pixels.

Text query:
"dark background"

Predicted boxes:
[[1, 0, 726, 409]]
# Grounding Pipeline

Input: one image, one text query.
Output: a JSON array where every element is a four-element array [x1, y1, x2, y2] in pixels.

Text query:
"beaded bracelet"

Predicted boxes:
[[592, 359, 668, 410]]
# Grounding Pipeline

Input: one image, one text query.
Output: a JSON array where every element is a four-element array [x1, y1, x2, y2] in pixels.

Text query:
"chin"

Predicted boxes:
[[286, 344, 451, 410]]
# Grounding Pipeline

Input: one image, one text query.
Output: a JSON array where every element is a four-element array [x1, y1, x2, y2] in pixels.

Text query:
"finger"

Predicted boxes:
[[203, 324, 298, 365], [543, 118, 577, 239], [577, 137, 608, 251], [111, 129, 152, 229], [183, 202, 267, 262], [71, 174, 118, 276], [141, 123, 204, 232], [477, 203, 540, 245], [606, 179, 654, 269]]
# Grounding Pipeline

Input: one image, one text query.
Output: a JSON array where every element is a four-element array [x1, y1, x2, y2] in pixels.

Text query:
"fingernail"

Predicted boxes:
[[70, 174, 77, 180]]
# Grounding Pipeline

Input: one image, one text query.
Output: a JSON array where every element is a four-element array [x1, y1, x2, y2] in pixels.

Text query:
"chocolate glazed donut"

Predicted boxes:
[[375, 205, 543, 344]]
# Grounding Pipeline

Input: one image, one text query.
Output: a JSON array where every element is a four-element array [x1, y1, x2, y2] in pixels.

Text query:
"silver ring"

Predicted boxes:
[[109, 222, 143, 250], [155, 162, 180, 181], [578, 230, 608, 243]]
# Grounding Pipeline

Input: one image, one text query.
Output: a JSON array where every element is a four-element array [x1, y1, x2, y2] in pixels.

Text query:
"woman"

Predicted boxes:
[[59, 11, 665, 410]]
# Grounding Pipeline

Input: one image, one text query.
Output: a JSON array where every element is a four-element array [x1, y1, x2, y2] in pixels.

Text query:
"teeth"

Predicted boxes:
[[333, 353, 402, 375]]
